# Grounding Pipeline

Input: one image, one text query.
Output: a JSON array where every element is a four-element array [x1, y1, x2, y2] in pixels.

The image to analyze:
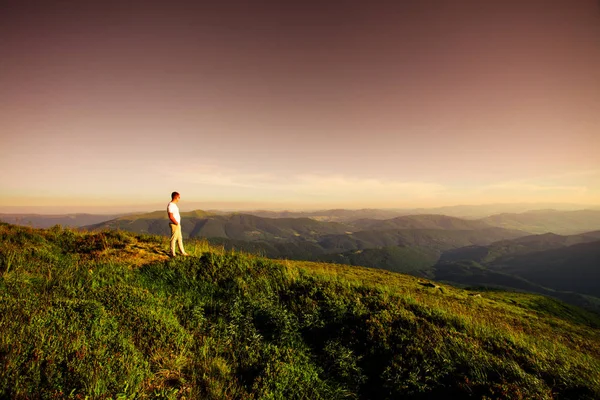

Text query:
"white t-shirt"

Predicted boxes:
[[167, 202, 181, 224]]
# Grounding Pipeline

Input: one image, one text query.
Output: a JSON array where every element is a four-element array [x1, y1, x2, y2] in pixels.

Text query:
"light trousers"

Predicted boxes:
[[169, 223, 186, 255]]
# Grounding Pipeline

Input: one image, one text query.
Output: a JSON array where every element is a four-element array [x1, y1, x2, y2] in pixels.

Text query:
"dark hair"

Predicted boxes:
[[171, 192, 180, 200]]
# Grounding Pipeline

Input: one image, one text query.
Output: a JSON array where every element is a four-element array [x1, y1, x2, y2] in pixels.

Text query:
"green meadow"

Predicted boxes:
[[1, 222, 599, 399]]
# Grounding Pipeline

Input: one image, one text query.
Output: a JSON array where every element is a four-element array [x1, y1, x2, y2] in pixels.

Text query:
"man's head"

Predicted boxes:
[[171, 192, 180, 202]]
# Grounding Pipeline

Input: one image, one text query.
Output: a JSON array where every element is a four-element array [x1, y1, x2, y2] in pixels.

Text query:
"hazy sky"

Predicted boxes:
[[1, 0, 599, 212]]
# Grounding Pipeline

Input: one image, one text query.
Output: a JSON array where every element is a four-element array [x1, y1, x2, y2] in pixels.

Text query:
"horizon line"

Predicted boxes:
[[1, 201, 600, 216]]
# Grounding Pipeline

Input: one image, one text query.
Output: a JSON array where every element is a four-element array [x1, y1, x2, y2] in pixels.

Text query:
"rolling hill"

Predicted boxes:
[[488, 240, 600, 297], [1, 222, 599, 398], [88, 211, 527, 245], [320, 227, 525, 252], [349, 214, 497, 231], [320, 246, 440, 275], [87, 212, 528, 274], [242, 204, 597, 221], [432, 232, 600, 311], [0, 213, 122, 228], [440, 230, 600, 264], [479, 209, 600, 234], [241, 208, 410, 222], [88, 212, 353, 241]]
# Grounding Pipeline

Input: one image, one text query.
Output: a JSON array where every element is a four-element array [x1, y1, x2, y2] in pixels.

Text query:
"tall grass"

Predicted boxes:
[[0, 222, 599, 399]]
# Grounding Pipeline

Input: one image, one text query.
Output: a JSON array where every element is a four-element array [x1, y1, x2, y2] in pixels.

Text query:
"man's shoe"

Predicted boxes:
[[182, 253, 190, 256]]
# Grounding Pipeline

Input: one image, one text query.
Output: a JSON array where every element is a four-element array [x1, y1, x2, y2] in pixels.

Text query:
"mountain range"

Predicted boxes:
[[231, 203, 599, 220], [0, 213, 123, 228], [479, 209, 600, 234], [3, 207, 599, 312], [4, 207, 600, 234], [85, 212, 527, 280], [431, 231, 600, 310], [83, 209, 600, 312], [87, 212, 527, 255]]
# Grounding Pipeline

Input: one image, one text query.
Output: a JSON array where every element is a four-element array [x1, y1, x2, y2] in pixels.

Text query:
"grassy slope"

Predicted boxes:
[[1, 223, 599, 399]]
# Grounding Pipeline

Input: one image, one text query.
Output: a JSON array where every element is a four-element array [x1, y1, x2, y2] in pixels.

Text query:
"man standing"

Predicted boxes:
[[167, 191, 188, 257]]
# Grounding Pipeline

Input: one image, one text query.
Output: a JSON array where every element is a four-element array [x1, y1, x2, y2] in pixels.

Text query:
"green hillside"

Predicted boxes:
[[1, 222, 599, 399]]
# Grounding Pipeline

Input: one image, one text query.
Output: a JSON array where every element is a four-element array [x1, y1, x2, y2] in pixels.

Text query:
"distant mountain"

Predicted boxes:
[[441, 230, 600, 264], [0, 213, 122, 228], [432, 232, 600, 311], [89, 212, 525, 250], [480, 209, 600, 235], [320, 246, 440, 275], [431, 260, 600, 313], [306, 227, 527, 278], [241, 208, 410, 222], [318, 227, 526, 253], [87, 212, 353, 241], [206, 227, 529, 275], [433, 260, 553, 293], [409, 203, 595, 218], [350, 214, 498, 231], [87, 211, 527, 274], [241, 204, 597, 221], [488, 240, 600, 297]]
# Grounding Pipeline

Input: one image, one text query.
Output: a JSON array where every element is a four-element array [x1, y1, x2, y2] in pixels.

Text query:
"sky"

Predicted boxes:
[[1, 0, 599, 213]]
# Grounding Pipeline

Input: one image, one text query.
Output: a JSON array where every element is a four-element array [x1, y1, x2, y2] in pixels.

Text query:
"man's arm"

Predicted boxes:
[[168, 212, 178, 225]]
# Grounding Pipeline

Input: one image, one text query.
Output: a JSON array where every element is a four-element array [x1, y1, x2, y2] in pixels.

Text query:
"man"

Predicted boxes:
[[167, 191, 189, 257]]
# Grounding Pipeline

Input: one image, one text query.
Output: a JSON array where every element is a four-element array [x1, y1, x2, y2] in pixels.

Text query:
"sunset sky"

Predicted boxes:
[[1, 0, 599, 213]]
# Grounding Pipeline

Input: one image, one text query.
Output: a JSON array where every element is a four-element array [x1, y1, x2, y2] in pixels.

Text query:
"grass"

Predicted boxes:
[[0, 222, 599, 399]]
